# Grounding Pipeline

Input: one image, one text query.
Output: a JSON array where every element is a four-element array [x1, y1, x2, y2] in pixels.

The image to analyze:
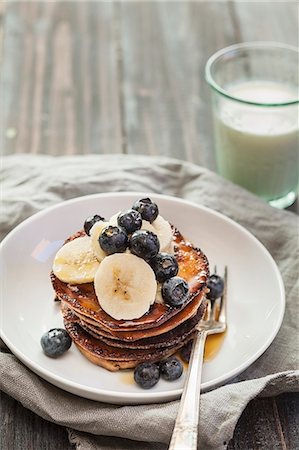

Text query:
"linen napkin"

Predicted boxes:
[[1, 154, 298, 450]]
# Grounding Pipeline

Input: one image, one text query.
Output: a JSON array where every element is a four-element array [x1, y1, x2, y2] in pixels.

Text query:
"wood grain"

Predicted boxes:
[[232, 1, 298, 45], [119, 1, 235, 168], [2, 1, 122, 155], [228, 393, 299, 450], [3, 1, 298, 161], [118, 1, 298, 170], [0, 391, 74, 450]]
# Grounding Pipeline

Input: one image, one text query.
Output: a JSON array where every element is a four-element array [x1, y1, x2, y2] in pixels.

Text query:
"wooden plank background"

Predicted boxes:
[[1, 1, 298, 449], [2, 1, 298, 167]]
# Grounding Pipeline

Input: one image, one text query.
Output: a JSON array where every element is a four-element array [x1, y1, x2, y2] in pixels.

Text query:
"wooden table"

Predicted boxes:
[[1, 2, 298, 449]]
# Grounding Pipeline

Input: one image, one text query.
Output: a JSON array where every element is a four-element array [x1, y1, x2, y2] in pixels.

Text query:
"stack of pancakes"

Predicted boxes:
[[51, 228, 209, 371]]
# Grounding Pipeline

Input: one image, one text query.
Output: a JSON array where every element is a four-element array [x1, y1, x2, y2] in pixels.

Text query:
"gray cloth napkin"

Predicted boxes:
[[1, 154, 298, 450]]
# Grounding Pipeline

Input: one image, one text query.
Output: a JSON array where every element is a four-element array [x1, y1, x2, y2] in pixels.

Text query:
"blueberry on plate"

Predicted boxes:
[[162, 276, 189, 307], [207, 274, 225, 301], [150, 253, 179, 282], [99, 225, 128, 255], [41, 328, 72, 358], [132, 198, 159, 223], [160, 356, 183, 381], [84, 214, 105, 236], [117, 209, 142, 234], [180, 340, 193, 362], [134, 362, 160, 389], [129, 230, 160, 261]]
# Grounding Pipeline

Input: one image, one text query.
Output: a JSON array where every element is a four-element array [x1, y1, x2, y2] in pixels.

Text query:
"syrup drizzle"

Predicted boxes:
[[204, 331, 226, 361], [120, 370, 134, 385], [119, 332, 226, 385]]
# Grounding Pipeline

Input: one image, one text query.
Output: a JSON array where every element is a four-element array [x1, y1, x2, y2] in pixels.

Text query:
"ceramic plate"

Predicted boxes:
[[0, 193, 285, 404]]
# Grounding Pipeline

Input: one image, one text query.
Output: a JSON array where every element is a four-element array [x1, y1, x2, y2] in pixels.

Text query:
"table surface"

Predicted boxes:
[[1, 2, 298, 449]]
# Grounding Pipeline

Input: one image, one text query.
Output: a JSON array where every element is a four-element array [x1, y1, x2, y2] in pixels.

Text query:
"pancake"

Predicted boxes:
[[51, 228, 209, 332], [52, 226, 209, 371], [63, 307, 200, 371], [61, 290, 204, 341], [70, 302, 206, 349]]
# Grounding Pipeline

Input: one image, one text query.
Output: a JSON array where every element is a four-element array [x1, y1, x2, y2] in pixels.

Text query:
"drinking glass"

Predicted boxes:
[[205, 42, 299, 208]]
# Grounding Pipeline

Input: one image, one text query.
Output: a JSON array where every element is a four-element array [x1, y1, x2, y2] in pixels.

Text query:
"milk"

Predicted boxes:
[[214, 81, 299, 202]]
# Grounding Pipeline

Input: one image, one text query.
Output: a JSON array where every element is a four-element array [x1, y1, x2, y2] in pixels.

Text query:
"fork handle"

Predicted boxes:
[[169, 330, 207, 450]]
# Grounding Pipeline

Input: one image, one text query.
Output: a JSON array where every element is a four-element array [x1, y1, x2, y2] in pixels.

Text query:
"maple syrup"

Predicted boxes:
[[204, 331, 226, 361], [120, 370, 134, 385]]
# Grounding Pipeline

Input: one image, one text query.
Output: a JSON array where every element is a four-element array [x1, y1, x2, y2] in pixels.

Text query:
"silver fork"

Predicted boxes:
[[169, 267, 228, 450]]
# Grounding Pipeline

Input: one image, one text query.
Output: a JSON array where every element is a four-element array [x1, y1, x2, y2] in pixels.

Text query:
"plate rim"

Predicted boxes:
[[0, 192, 285, 404]]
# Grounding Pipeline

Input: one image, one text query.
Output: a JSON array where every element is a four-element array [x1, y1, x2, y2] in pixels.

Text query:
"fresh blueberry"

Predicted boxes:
[[180, 340, 193, 362], [160, 356, 183, 381], [41, 328, 72, 358], [129, 230, 160, 261], [150, 253, 179, 282], [134, 362, 160, 389], [117, 209, 142, 234], [162, 276, 189, 307], [207, 274, 225, 301], [84, 214, 105, 236], [99, 225, 128, 255], [132, 198, 159, 223]]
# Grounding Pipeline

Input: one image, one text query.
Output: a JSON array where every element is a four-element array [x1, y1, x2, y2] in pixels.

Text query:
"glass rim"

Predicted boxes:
[[205, 42, 299, 107]]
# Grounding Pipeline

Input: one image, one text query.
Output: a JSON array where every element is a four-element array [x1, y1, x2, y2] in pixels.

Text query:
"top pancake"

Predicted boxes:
[[51, 228, 209, 332]]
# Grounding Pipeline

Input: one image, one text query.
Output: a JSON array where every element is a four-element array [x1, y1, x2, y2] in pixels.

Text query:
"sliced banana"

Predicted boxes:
[[162, 241, 175, 255], [94, 253, 156, 320], [144, 215, 173, 253], [53, 236, 100, 284], [90, 220, 110, 262], [155, 283, 164, 304], [109, 212, 121, 226], [110, 212, 173, 254]]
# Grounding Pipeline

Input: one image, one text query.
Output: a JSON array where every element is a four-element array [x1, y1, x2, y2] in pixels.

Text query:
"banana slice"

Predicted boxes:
[[109, 212, 121, 226], [110, 212, 173, 253], [142, 215, 173, 253], [162, 241, 175, 255], [94, 253, 156, 320], [53, 236, 100, 284], [155, 283, 164, 304], [90, 220, 110, 262]]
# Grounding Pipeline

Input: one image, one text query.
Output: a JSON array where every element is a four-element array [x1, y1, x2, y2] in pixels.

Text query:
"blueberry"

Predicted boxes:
[[99, 225, 128, 255], [207, 274, 224, 301], [84, 214, 105, 236], [160, 356, 183, 381], [41, 328, 72, 358], [162, 276, 189, 307], [180, 340, 193, 362], [134, 362, 160, 389], [150, 253, 179, 282], [117, 209, 142, 234], [132, 198, 159, 223], [129, 230, 160, 261]]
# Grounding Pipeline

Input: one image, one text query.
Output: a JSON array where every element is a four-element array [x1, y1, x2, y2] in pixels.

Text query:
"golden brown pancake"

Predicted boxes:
[[51, 229, 208, 330], [61, 291, 204, 341], [52, 227, 209, 370], [70, 302, 206, 349], [63, 307, 200, 371]]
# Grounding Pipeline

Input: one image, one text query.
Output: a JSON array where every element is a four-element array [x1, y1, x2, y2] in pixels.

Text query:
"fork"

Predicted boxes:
[[169, 267, 228, 450]]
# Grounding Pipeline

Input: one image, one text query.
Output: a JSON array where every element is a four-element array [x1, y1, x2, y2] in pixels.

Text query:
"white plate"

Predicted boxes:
[[0, 193, 285, 404]]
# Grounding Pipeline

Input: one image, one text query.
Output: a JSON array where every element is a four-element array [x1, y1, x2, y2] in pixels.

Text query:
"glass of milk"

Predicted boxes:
[[205, 42, 299, 208]]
